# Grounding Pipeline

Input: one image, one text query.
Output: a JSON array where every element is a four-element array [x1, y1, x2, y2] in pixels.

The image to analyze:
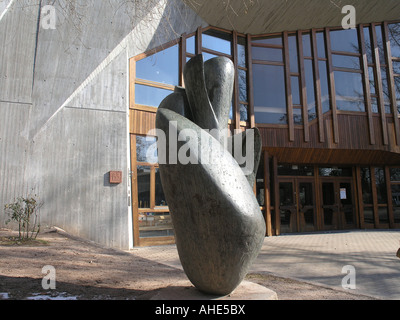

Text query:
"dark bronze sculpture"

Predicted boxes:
[[156, 54, 266, 296]]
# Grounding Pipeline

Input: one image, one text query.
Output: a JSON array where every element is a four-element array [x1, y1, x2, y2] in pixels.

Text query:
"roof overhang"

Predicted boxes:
[[183, 0, 400, 34]]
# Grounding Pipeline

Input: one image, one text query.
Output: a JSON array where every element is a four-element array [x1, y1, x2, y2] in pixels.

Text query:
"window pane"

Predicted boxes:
[[139, 212, 174, 238], [381, 67, 391, 105], [375, 167, 388, 204], [319, 61, 330, 113], [137, 166, 151, 208], [203, 30, 232, 55], [253, 35, 282, 46], [302, 33, 312, 57], [238, 37, 247, 67], [391, 168, 400, 182], [388, 23, 400, 58], [363, 206, 374, 224], [368, 66, 376, 95], [332, 54, 360, 69], [316, 31, 326, 58], [375, 25, 386, 66], [293, 108, 303, 125], [391, 184, 400, 223], [288, 35, 299, 73], [330, 29, 359, 53], [361, 167, 373, 204], [395, 76, 400, 112], [136, 45, 179, 85], [252, 47, 283, 62], [364, 27, 374, 64], [238, 69, 248, 102], [393, 61, 400, 74], [278, 165, 314, 176], [186, 36, 195, 54], [253, 64, 287, 124], [304, 60, 316, 120], [291, 76, 301, 106], [136, 136, 157, 164], [135, 84, 172, 107], [240, 104, 248, 122], [319, 167, 352, 177], [155, 168, 167, 207], [203, 51, 219, 61], [334, 71, 365, 112]]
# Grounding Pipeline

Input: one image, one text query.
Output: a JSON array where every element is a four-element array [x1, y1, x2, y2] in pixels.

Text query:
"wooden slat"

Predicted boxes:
[[383, 21, 400, 145], [283, 31, 295, 142], [129, 58, 136, 109], [371, 23, 389, 145], [272, 156, 280, 235], [311, 29, 325, 143], [196, 26, 202, 55], [358, 24, 376, 145], [297, 30, 310, 142], [130, 134, 140, 247], [325, 28, 340, 144], [264, 151, 272, 236], [247, 34, 256, 128]]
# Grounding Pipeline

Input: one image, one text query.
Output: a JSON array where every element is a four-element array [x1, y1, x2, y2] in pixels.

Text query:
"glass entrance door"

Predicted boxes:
[[321, 179, 356, 230], [279, 179, 316, 233]]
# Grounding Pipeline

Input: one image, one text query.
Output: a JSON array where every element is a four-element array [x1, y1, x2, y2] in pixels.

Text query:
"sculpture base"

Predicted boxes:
[[149, 281, 278, 300]]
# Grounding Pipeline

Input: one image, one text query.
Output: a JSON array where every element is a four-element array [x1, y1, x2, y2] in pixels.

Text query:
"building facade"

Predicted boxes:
[[2, 0, 400, 249]]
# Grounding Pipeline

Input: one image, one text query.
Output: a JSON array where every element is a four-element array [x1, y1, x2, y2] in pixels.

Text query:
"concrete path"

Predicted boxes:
[[131, 230, 400, 300]]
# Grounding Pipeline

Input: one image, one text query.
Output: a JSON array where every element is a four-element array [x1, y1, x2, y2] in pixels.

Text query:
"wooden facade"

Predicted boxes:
[[129, 22, 400, 246]]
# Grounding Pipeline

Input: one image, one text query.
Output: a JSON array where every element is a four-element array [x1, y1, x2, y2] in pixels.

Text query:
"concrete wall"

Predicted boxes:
[[0, 0, 206, 249]]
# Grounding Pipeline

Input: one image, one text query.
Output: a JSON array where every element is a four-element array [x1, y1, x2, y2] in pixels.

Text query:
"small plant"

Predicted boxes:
[[4, 196, 43, 241]]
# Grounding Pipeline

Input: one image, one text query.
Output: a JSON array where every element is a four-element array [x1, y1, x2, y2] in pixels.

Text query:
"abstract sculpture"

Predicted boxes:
[[156, 54, 266, 296]]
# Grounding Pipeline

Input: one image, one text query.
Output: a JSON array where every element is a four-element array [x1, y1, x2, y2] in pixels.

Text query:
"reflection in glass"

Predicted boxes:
[[279, 183, 294, 206], [237, 37, 247, 67], [136, 136, 157, 164], [334, 71, 365, 112], [302, 33, 312, 57], [202, 30, 232, 55], [332, 54, 360, 69], [291, 76, 301, 106], [288, 35, 299, 73], [361, 167, 373, 204], [364, 27, 374, 64], [253, 36, 282, 46], [391, 184, 400, 223], [252, 47, 283, 62], [136, 45, 179, 85], [375, 167, 388, 204], [293, 108, 303, 125], [375, 25, 386, 66], [278, 165, 314, 176], [363, 206, 374, 224], [155, 168, 167, 207], [304, 60, 316, 120], [330, 29, 359, 53], [316, 31, 326, 58], [388, 23, 400, 58], [240, 104, 248, 122], [238, 69, 248, 102], [139, 212, 174, 238], [390, 168, 400, 181], [319, 61, 331, 113], [135, 84, 172, 107], [137, 166, 151, 209], [253, 64, 287, 124]]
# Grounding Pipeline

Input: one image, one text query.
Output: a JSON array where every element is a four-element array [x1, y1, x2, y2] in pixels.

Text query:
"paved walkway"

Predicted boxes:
[[131, 230, 400, 300]]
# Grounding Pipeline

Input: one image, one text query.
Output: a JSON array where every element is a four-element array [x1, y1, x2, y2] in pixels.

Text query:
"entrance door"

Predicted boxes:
[[279, 179, 316, 233], [321, 179, 356, 230]]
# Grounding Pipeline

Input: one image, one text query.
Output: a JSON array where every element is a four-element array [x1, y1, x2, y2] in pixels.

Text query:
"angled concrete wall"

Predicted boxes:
[[0, 0, 206, 249]]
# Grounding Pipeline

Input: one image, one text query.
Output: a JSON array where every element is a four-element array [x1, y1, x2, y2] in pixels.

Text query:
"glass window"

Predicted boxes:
[[135, 84, 172, 107], [293, 108, 303, 125], [332, 54, 361, 69], [391, 184, 400, 223], [291, 76, 301, 106], [319, 61, 331, 113], [288, 35, 299, 73], [252, 47, 283, 62], [137, 166, 151, 209], [203, 30, 232, 55], [253, 35, 282, 46], [237, 37, 247, 67], [203, 51, 219, 61], [375, 167, 388, 205], [330, 29, 359, 53], [316, 31, 326, 58], [304, 60, 316, 120], [253, 64, 287, 124], [240, 104, 248, 122], [393, 61, 400, 74], [319, 167, 352, 177], [186, 36, 195, 54], [368, 66, 376, 95], [136, 44, 179, 86], [238, 69, 248, 102], [388, 23, 400, 58], [363, 207, 374, 224], [375, 25, 386, 66], [302, 33, 312, 57], [139, 212, 174, 238], [363, 27, 374, 64], [136, 136, 157, 164], [361, 167, 373, 204], [155, 168, 167, 207], [334, 71, 365, 112], [278, 165, 314, 176]]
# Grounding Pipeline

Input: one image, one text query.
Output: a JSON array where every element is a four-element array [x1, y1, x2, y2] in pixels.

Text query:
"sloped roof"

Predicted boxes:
[[183, 0, 400, 34]]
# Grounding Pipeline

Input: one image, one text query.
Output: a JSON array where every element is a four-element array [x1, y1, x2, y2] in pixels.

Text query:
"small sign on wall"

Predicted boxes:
[[340, 188, 347, 200], [109, 171, 123, 184]]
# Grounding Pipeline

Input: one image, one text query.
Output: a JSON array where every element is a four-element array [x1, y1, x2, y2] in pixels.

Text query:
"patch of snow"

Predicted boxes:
[[0, 293, 10, 300], [27, 292, 78, 300]]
